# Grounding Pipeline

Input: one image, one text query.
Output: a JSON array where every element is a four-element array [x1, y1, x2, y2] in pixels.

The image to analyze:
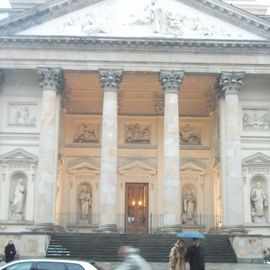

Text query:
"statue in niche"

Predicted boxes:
[[250, 181, 268, 223], [10, 178, 26, 216], [180, 124, 201, 145], [182, 190, 196, 224], [125, 124, 150, 144], [73, 123, 98, 143], [79, 184, 92, 219]]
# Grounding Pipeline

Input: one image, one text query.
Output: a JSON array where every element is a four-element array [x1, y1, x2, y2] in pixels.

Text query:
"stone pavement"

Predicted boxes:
[[99, 262, 270, 270]]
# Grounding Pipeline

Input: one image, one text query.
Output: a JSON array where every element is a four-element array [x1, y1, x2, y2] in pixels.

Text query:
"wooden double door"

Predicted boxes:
[[125, 183, 149, 234]]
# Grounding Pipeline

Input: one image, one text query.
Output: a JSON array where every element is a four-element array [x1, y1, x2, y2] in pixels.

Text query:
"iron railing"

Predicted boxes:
[[56, 212, 221, 234]]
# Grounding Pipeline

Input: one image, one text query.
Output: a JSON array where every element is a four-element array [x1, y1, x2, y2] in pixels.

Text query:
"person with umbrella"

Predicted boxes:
[[185, 238, 205, 270], [169, 239, 186, 270]]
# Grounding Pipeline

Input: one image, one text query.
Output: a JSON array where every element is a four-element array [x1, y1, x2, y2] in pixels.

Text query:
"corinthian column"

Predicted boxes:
[[218, 72, 245, 229], [160, 70, 184, 231], [34, 68, 63, 228], [99, 69, 123, 232]]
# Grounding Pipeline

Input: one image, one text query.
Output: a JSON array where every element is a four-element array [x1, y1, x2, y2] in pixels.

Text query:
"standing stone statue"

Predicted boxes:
[[183, 190, 196, 224], [79, 184, 92, 219], [11, 178, 26, 216], [250, 181, 268, 223]]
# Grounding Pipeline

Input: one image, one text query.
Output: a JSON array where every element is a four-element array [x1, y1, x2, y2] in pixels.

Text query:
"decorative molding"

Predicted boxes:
[[68, 161, 99, 175], [242, 152, 270, 167], [180, 162, 206, 176], [218, 72, 245, 96], [0, 37, 270, 55], [242, 108, 270, 131], [0, 148, 38, 164], [159, 70, 184, 94], [99, 69, 123, 92], [118, 160, 156, 175], [37, 67, 64, 94]]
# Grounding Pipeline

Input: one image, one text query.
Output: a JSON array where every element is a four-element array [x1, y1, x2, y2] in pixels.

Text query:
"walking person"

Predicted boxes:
[[169, 240, 186, 270], [185, 238, 205, 270], [4, 240, 17, 263], [115, 246, 152, 270]]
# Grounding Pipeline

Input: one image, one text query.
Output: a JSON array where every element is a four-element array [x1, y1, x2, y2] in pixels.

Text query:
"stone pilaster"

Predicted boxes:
[[160, 70, 184, 231], [0, 70, 3, 95], [34, 68, 63, 229], [99, 69, 123, 232], [218, 72, 245, 229]]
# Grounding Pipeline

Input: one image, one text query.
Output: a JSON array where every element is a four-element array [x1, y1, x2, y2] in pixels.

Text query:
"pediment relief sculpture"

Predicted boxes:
[[73, 123, 99, 143], [8, 104, 37, 127], [20, 0, 262, 40], [180, 162, 206, 176], [180, 124, 201, 145], [242, 109, 270, 131], [125, 123, 150, 144]]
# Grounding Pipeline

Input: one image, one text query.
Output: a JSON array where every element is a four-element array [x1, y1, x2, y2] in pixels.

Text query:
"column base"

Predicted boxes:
[[160, 225, 182, 234], [220, 225, 248, 235], [31, 223, 65, 233], [97, 224, 118, 233]]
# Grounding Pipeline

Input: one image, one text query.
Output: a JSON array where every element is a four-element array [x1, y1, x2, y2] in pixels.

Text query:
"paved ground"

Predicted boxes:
[[1, 260, 269, 269], [99, 262, 270, 270]]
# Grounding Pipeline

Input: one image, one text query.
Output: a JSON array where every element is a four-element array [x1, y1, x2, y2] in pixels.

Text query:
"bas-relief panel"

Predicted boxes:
[[125, 123, 151, 144], [242, 109, 270, 131], [8, 103, 37, 127], [180, 123, 201, 145], [72, 123, 99, 143]]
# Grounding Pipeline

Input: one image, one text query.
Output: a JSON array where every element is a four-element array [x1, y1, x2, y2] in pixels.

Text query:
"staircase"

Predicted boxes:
[[46, 233, 237, 263]]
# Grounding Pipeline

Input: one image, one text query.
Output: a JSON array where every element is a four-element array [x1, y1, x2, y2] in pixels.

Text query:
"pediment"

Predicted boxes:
[[119, 160, 156, 175], [180, 161, 206, 174], [0, 148, 38, 163], [68, 158, 99, 174], [242, 152, 270, 166], [8, 0, 268, 40]]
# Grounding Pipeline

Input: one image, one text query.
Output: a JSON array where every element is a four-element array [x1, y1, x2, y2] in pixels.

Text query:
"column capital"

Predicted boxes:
[[159, 70, 184, 94], [37, 68, 64, 94], [99, 69, 123, 93], [218, 72, 245, 96]]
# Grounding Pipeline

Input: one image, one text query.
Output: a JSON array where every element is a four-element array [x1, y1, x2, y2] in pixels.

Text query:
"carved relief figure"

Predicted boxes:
[[125, 124, 150, 144], [250, 181, 268, 223], [9, 105, 36, 127], [182, 190, 196, 224], [10, 178, 26, 216], [73, 123, 98, 143], [79, 184, 92, 219], [180, 124, 201, 145], [243, 110, 270, 130]]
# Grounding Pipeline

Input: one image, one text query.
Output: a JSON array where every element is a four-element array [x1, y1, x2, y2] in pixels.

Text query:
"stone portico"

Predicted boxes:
[[0, 0, 270, 261]]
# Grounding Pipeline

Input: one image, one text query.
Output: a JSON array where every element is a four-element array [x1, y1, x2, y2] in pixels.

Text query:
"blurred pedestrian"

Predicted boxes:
[[4, 240, 16, 263], [169, 239, 186, 270], [185, 238, 205, 270], [115, 246, 152, 270]]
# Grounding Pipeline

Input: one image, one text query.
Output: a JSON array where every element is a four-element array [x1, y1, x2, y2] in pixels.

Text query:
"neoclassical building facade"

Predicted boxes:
[[0, 0, 270, 240]]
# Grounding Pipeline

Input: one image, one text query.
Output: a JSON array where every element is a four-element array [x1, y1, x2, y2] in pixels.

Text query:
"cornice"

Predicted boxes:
[[0, 36, 269, 54], [0, 0, 269, 39]]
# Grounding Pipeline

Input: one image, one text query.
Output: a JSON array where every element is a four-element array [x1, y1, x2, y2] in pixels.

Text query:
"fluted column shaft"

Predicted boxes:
[[35, 68, 63, 225], [160, 70, 184, 228], [99, 69, 122, 231], [219, 72, 245, 227]]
